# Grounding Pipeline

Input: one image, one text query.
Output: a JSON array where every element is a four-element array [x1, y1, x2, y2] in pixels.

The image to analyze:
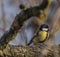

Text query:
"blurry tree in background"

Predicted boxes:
[[0, 0, 7, 37]]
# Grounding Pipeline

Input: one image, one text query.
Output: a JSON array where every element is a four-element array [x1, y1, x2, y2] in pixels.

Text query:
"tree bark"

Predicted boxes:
[[0, 44, 59, 57]]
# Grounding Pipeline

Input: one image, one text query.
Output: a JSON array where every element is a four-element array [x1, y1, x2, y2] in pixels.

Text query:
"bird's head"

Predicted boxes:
[[40, 24, 49, 32]]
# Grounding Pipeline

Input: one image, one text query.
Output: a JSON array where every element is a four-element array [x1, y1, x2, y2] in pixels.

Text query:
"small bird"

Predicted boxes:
[[27, 24, 49, 45]]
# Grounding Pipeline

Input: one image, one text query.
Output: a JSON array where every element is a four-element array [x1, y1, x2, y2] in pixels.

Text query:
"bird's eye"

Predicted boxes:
[[42, 28, 48, 31]]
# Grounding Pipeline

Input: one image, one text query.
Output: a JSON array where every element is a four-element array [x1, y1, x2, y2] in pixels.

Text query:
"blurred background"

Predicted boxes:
[[0, 0, 60, 46]]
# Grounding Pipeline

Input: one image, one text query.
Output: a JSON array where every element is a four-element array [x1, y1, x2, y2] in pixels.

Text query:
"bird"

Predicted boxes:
[[27, 24, 49, 45]]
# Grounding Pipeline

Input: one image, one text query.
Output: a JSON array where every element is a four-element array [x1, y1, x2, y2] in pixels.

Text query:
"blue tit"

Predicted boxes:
[[33, 24, 49, 43], [27, 24, 49, 45]]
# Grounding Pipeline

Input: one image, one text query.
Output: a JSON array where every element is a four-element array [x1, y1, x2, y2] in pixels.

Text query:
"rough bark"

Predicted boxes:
[[0, 44, 59, 57]]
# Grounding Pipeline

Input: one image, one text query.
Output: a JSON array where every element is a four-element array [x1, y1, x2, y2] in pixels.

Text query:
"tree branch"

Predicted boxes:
[[0, 44, 59, 57]]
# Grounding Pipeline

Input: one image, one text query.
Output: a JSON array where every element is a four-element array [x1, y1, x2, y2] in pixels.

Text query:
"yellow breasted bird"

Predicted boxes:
[[27, 24, 49, 45]]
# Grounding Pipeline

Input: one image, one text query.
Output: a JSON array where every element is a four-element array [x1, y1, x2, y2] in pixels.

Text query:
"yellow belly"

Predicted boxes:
[[33, 31, 49, 43], [38, 31, 47, 41]]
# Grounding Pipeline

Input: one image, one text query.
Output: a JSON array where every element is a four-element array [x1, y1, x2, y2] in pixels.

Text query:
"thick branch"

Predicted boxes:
[[0, 44, 59, 57]]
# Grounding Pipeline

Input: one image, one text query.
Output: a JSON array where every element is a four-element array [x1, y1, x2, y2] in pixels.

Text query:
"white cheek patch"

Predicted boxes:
[[42, 28, 48, 31]]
